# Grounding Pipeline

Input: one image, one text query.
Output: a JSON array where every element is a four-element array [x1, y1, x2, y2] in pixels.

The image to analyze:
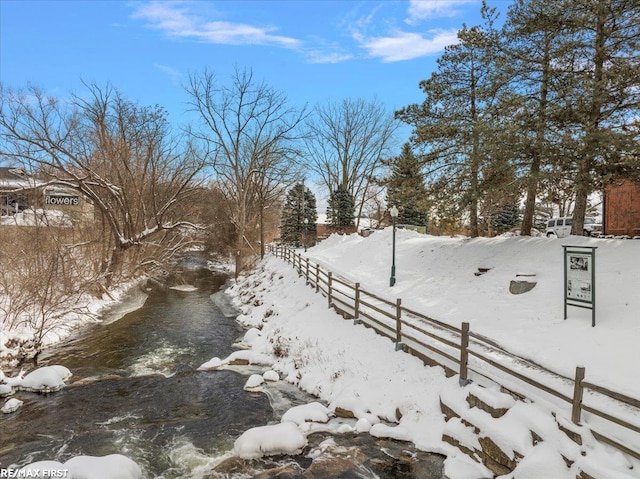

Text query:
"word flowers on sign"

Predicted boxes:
[[0, 469, 68, 478], [44, 195, 79, 206]]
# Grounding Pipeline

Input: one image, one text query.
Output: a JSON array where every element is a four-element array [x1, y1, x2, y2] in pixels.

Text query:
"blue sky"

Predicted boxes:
[[1, 0, 510, 144]]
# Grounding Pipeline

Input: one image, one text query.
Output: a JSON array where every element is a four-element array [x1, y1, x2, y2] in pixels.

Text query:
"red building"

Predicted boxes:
[[603, 180, 640, 236]]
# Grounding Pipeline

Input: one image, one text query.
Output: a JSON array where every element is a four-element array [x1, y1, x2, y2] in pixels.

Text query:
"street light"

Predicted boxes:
[[303, 218, 309, 252], [389, 205, 399, 287]]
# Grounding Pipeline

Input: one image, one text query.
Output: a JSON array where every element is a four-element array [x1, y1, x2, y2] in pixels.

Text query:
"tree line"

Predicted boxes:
[[1, 0, 638, 311], [397, 0, 640, 237]]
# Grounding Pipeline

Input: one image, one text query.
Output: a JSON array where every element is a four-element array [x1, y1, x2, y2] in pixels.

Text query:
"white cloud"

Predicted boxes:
[[153, 63, 182, 83], [306, 50, 353, 65], [360, 29, 459, 62], [406, 0, 479, 23], [130, 1, 301, 49]]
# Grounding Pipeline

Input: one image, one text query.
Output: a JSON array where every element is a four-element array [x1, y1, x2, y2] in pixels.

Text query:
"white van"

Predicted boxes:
[[545, 216, 602, 237]]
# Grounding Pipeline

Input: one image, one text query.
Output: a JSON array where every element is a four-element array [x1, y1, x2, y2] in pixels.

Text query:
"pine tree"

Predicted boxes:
[[326, 184, 355, 229], [500, 0, 572, 236], [396, 7, 503, 237], [491, 201, 521, 235], [560, 0, 640, 234], [280, 183, 317, 246], [384, 143, 428, 227]]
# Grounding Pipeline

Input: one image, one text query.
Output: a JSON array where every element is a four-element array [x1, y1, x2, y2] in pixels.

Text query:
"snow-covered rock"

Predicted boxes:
[[64, 454, 143, 479], [2, 397, 23, 413], [243, 327, 261, 345], [244, 374, 265, 389], [234, 422, 307, 459], [170, 284, 198, 292], [20, 365, 71, 392], [20, 455, 142, 479], [262, 370, 279, 382], [0, 382, 12, 396], [281, 402, 332, 425], [198, 357, 223, 370]]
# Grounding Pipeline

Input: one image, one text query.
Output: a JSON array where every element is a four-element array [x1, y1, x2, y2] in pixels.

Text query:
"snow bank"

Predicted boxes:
[[307, 231, 640, 398], [222, 234, 640, 475]]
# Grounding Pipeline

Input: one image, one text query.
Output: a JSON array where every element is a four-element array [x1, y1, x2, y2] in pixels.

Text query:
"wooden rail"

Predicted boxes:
[[267, 244, 640, 461]]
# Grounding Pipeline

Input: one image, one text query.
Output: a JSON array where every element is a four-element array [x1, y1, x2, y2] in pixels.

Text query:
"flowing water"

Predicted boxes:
[[0, 255, 444, 478]]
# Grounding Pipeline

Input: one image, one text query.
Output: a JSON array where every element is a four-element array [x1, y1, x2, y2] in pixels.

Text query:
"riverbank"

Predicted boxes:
[[220, 237, 640, 479], [0, 279, 145, 370]]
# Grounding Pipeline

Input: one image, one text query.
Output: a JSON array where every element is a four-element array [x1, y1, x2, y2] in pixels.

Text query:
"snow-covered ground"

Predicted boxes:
[[3, 230, 638, 478], [210, 229, 640, 478], [305, 230, 640, 399], [0, 280, 146, 368]]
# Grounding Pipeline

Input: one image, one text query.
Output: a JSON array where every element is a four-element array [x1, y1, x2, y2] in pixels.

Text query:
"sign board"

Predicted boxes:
[[563, 245, 597, 327], [45, 195, 79, 206]]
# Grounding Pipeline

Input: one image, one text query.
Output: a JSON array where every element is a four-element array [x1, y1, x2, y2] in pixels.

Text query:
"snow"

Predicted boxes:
[[281, 401, 332, 425], [233, 422, 308, 459], [169, 284, 198, 292], [19, 454, 143, 479], [262, 370, 280, 381], [4, 228, 639, 477], [0, 365, 72, 394], [244, 373, 265, 389], [216, 230, 640, 477], [1, 397, 23, 413], [19, 365, 71, 392], [305, 230, 640, 398], [1, 278, 145, 367]]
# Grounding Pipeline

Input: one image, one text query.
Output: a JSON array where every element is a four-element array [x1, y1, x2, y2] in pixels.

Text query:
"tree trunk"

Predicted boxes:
[[104, 246, 124, 288], [521, 33, 551, 237], [572, 0, 606, 235]]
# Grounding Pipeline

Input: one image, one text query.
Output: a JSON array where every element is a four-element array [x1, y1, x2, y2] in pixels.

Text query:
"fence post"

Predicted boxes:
[[354, 283, 361, 324], [572, 366, 586, 424], [328, 272, 333, 308], [305, 257, 310, 284], [459, 322, 470, 386], [315, 264, 320, 293], [395, 298, 404, 351]]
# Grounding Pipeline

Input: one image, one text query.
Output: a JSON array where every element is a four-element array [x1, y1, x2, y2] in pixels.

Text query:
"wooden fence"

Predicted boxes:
[[268, 244, 640, 462]]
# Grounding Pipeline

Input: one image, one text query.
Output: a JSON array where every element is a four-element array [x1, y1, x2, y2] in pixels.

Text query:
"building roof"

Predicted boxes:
[[0, 167, 40, 190]]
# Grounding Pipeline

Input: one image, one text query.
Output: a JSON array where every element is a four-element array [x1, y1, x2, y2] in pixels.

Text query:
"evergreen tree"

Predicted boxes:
[[491, 200, 521, 235], [559, 0, 640, 234], [384, 143, 428, 227], [396, 7, 503, 237], [280, 183, 317, 246], [326, 184, 355, 229], [500, 0, 572, 236]]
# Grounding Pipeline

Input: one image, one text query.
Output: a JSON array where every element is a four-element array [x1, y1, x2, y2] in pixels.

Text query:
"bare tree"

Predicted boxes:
[[185, 68, 306, 275], [303, 97, 398, 228], [0, 225, 97, 360], [252, 144, 301, 258], [0, 83, 206, 285]]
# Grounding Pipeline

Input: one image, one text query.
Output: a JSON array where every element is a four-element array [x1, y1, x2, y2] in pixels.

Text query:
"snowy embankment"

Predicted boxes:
[[306, 230, 640, 399], [0, 279, 147, 367], [200, 231, 640, 478]]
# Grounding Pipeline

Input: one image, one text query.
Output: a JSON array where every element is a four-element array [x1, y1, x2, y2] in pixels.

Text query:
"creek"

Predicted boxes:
[[0, 254, 444, 478]]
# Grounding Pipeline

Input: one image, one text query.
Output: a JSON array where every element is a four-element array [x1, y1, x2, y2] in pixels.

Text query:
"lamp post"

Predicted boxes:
[[389, 205, 399, 287], [303, 218, 309, 252]]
